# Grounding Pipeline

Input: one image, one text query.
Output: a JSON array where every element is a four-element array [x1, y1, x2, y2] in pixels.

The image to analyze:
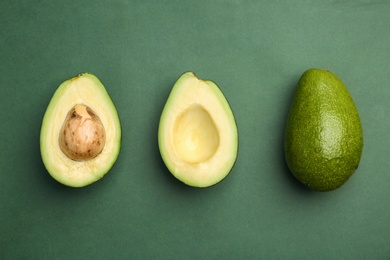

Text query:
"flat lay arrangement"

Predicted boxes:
[[1, 1, 389, 259]]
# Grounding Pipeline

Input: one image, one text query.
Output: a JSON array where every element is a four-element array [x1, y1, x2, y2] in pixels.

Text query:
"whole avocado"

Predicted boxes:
[[284, 68, 363, 191]]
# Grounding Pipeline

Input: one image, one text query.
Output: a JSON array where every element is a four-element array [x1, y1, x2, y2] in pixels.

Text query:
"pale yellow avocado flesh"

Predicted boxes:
[[158, 72, 238, 187], [40, 73, 121, 187], [173, 104, 220, 164]]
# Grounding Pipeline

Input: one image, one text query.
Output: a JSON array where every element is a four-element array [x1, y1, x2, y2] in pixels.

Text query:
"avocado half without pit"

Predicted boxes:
[[158, 72, 238, 188], [40, 73, 121, 187]]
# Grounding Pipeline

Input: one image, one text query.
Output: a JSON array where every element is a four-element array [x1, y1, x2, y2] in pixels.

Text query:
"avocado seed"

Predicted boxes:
[[59, 104, 106, 161]]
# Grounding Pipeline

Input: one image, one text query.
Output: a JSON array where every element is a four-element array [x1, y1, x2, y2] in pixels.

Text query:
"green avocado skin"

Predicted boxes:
[[284, 69, 363, 191]]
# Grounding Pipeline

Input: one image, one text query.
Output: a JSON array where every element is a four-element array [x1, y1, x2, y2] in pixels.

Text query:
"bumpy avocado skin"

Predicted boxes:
[[284, 69, 363, 191]]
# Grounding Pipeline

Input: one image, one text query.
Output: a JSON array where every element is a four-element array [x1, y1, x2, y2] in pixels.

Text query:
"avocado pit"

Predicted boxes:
[[59, 104, 106, 161]]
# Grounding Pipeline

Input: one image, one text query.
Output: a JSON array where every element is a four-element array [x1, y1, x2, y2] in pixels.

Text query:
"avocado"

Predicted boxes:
[[284, 69, 363, 191], [40, 73, 121, 187], [158, 72, 238, 188]]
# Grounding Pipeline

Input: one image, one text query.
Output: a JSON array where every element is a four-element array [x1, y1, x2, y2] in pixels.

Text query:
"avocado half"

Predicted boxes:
[[40, 73, 121, 187], [158, 72, 238, 188]]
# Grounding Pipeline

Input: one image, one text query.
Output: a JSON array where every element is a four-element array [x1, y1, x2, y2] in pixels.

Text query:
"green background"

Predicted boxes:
[[1, 1, 389, 259]]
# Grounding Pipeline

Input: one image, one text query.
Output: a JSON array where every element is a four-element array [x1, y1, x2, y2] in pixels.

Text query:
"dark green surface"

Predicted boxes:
[[1, 1, 389, 259]]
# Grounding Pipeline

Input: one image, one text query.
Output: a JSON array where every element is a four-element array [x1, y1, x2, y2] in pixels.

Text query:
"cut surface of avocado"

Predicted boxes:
[[158, 72, 238, 188], [40, 73, 121, 187]]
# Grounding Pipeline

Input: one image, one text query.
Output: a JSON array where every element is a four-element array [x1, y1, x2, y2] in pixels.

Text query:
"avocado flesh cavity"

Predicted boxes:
[[40, 73, 121, 187], [284, 69, 363, 191], [173, 104, 220, 164], [158, 72, 238, 188]]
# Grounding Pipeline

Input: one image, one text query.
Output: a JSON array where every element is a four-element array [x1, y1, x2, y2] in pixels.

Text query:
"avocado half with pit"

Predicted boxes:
[[40, 73, 121, 187], [158, 72, 238, 187]]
